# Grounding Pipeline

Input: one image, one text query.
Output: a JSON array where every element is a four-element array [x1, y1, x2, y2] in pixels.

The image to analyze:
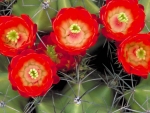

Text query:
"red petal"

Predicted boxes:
[[21, 49, 35, 55], [117, 34, 150, 78], [52, 74, 60, 84], [9, 50, 59, 97]]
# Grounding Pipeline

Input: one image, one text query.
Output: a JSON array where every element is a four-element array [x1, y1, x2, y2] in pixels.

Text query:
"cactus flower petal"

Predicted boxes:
[[100, 0, 145, 42], [0, 14, 37, 57], [117, 34, 150, 78], [52, 7, 99, 55], [8, 49, 60, 97]]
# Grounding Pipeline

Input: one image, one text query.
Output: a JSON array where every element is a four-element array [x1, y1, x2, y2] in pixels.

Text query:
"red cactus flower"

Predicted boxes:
[[117, 34, 150, 78], [8, 49, 60, 97], [37, 33, 76, 72], [106, 0, 139, 4], [100, 0, 145, 42], [0, 14, 37, 57], [52, 7, 99, 55]]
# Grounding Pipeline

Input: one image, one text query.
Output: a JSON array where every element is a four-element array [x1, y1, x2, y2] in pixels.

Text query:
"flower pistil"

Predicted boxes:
[[6, 30, 19, 43], [135, 47, 146, 60], [70, 24, 81, 33], [29, 68, 38, 79], [118, 12, 128, 23]]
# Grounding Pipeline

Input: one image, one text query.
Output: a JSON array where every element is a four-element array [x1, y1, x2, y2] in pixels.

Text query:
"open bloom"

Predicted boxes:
[[52, 7, 99, 55], [117, 34, 150, 78], [0, 14, 37, 57], [37, 33, 76, 71], [8, 49, 60, 97], [100, 0, 145, 41]]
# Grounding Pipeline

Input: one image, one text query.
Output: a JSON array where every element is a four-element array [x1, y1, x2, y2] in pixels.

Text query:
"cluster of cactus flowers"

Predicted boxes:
[[0, 0, 150, 113]]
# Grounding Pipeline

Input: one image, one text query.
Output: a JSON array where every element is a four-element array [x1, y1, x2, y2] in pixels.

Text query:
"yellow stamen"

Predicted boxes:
[[29, 68, 38, 79], [135, 48, 146, 60], [6, 30, 19, 43], [70, 24, 81, 33], [118, 12, 128, 23]]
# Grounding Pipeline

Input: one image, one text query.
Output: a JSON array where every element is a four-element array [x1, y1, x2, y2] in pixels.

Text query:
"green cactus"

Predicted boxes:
[[57, 0, 72, 10], [70, 0, 99, 15], [35, 57, 122, 113], [0, 55, 9, 72], [124, 75, 150, 112], [12, 0, 57, 32], [0, 73, 28, 113], [36, 78, 119, 113], [139, 0, 150, 33]]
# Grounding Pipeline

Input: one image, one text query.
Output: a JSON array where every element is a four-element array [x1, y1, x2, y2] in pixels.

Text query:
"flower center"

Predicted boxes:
[[135, 48, 146, 60], [70, 24, 81, 33], [118, 12, 128, 23], [6, 30, 19, 43], [28, 68, 38, 79]]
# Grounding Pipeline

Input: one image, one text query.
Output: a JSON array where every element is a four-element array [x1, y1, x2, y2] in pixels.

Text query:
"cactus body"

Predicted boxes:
[[125, 76, 150, 112], [58, 0, 72, 10], [0, 56, 9, 72], [70, 0, 99, 15], [0, 73, 27, 113], [37, 75, 120, 113], [139, 0, 150, 33], [12, 0, 57, 32]]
